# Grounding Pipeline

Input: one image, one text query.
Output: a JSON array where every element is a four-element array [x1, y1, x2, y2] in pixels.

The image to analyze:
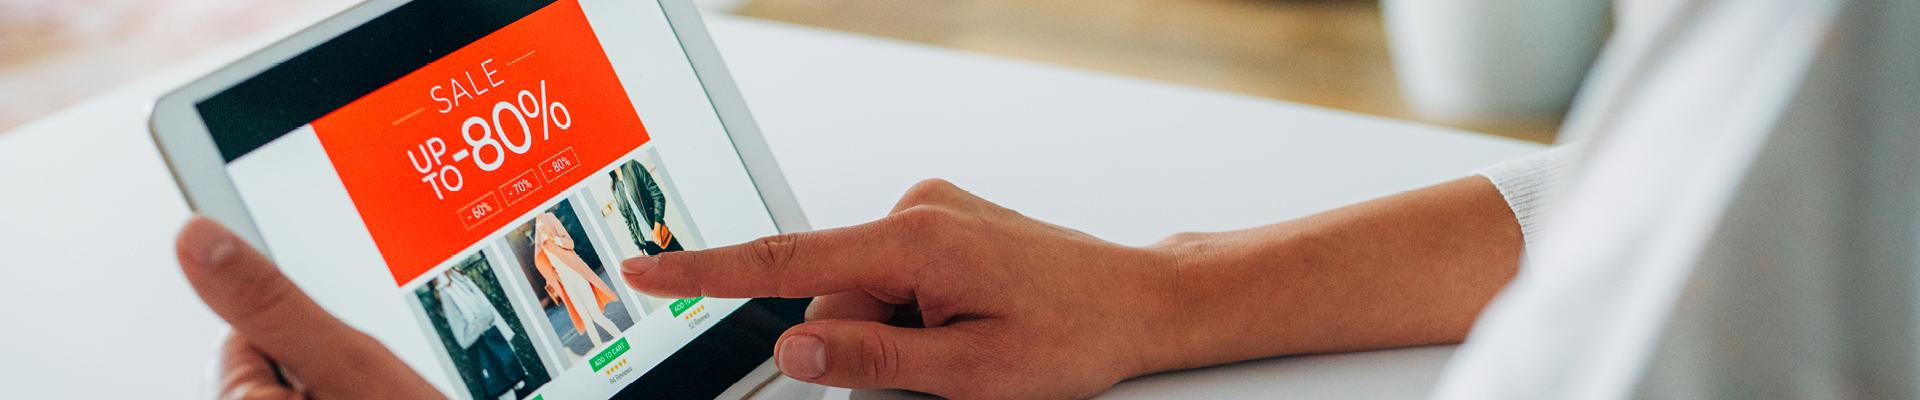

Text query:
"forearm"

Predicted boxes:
[[1144, 176, 1522, 372]]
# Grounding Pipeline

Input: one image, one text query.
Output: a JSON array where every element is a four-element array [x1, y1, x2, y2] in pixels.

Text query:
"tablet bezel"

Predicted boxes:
[[148, 0, 810, 398]]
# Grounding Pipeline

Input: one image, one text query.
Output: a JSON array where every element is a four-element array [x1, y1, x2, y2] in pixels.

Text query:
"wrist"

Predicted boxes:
[[1104, 242, 1197, 380], [1132, 224, 1329, 374]]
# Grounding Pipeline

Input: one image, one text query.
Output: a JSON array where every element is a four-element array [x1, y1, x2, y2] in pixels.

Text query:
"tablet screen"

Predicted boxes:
[[191, 1, 800, 398]]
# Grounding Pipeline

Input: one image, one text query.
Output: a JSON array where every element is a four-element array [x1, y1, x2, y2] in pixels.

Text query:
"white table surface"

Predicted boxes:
[[0, 13, 1541, 400]]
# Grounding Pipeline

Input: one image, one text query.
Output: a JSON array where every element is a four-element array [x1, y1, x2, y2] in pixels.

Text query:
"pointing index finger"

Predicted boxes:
[[622, 213, 941, 299]]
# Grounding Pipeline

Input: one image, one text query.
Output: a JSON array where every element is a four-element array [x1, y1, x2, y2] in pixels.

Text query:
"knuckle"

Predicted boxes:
[[908, 178, 958, 194], [856, 329, 903, 384], [889, 205, 959, 233], [902, 178, 960, 202], [746, 234, 805, 292], [890, 206, 976, 253], [747, 234, 802, 268]]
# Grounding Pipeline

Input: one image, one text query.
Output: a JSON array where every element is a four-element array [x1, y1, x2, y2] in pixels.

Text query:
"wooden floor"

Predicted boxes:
[[0, 0, 1558, 142], [734, 0, 1560, 143]]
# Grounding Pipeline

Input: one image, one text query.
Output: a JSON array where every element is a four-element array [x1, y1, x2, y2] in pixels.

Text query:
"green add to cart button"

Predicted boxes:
[[669, 297, 704, 317], [590, 338, 631, 372]]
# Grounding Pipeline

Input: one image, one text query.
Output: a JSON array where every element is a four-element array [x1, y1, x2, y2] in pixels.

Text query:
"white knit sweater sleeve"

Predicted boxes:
[[1474, 146, 1575, 251]]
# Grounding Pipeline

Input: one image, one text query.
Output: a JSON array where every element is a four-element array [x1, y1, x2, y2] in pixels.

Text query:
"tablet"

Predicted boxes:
[[148, 1, 811, 398]]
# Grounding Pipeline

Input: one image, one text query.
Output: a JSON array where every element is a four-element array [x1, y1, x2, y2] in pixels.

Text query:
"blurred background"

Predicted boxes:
[[0, 0, 1609, 143]]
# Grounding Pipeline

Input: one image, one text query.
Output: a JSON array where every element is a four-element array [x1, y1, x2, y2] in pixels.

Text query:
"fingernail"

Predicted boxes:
[[779, 334, 827, 379], [180, 221, 237, 270], [623, 257, 659, 277]]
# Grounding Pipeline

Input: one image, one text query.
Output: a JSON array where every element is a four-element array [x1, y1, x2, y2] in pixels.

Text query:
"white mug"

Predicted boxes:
[[1383, 0, 1612, 124]]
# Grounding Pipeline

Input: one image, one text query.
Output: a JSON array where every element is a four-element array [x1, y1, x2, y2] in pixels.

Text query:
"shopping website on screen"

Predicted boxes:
[[217, 1, 781, 398]]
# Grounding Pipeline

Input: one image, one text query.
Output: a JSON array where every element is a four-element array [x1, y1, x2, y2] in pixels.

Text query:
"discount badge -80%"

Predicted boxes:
[[409, 80, 573, 201]]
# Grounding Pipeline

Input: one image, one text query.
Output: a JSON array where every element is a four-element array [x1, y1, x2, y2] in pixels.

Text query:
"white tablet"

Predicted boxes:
[[148, 1, 811, 398]]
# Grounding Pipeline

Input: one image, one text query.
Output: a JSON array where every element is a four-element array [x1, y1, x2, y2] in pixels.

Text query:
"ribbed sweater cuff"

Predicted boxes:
[[1475, 146, 1575, 252]]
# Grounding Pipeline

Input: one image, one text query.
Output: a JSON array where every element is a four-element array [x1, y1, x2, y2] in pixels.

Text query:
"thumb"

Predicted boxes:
[[775, 320, 981, 397], [176, 216, 440, 399]]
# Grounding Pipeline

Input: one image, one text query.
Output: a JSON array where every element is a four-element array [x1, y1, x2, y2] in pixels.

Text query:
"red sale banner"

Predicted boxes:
[[312, 0, 649, 286]]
